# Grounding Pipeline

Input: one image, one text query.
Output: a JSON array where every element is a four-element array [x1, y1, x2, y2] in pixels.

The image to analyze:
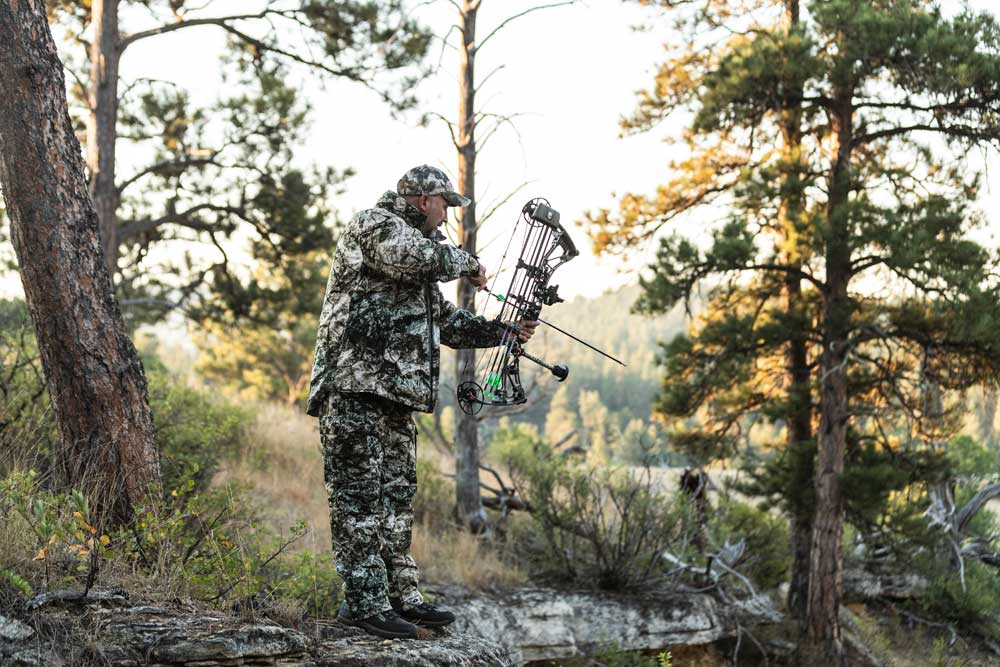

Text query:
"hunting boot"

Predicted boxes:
[[390, 598, 456, 627], [337, 601, 418, 639]]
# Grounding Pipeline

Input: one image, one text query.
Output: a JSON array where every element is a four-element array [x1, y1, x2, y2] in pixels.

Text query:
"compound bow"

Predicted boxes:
[[456, 198, 624, 415]]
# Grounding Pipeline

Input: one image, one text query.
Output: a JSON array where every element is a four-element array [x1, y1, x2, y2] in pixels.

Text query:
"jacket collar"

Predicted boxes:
[[377, 191, 429, 235]]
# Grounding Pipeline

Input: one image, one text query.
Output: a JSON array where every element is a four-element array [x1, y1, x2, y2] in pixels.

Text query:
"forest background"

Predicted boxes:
[[2, 1, 1000, 666]]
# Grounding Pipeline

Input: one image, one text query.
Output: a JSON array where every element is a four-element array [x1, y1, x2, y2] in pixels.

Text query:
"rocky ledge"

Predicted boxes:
[[0, 591, 515, 667], [1, 586, 788, 666], [442, 586, 784, 663]]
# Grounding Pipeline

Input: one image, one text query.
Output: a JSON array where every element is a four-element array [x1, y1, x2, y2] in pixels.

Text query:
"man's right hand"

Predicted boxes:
[[467, 261, 488, 291]]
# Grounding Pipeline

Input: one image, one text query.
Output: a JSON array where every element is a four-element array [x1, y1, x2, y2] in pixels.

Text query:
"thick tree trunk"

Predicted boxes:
[[86, 0, 122, 280], [454, 0, 488, 533], [779, 0, 815, 620], [800, 97, 853, 667], [785, 275, 814, 618], [0, 1, 161, 529]]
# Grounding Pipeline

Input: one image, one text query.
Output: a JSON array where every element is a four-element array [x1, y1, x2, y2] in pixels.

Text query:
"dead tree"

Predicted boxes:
[[439, 0, 575, 534]]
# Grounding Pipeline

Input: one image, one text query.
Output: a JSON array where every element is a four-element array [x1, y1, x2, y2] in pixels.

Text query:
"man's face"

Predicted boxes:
[[418, 194, 449, 234]]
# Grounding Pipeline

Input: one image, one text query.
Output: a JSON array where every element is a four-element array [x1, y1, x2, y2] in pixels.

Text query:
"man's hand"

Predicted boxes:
[[517, 319, 539, 343], [467, 261, 488, 291]]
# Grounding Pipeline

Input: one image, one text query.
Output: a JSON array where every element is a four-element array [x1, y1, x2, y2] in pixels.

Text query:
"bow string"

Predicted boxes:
[[458, 198, 601, 415]]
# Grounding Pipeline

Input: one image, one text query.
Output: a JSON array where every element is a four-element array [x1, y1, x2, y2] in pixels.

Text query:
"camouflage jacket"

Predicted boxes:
[[306, 191, 502, 416]]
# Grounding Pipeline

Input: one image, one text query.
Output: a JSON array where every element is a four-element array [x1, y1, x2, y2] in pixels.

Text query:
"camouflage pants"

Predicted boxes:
[[319, 391, 425, 619]]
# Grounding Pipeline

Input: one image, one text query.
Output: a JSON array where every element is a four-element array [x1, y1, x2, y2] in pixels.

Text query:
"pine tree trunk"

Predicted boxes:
[[786, 275, 814, 618], [454, 0, 487, 533], [86, 0, 122, 280], [779, 0, 815, 620], [800, 96, 853, 667], [0, 1, 162, 529]]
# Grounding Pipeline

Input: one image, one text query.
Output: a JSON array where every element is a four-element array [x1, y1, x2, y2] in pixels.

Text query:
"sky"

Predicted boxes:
[[5, 0, 1000, 305], [111, 0, 675, 303]]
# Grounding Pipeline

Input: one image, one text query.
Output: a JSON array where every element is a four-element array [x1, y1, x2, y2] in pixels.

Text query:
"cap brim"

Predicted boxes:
[[443, 191, 472, 207]]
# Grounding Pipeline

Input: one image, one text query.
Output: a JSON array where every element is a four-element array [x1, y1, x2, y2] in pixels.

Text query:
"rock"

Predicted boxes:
[[1, 586, 788, 665], [441, 587, 783, 663], [26, 588, 129, 611], [1, 613, 64, 667], [1, 596, 514, 667], [307, 620, 516, 666], [0, 614, 33, 641], [148, 624, 308, 664]]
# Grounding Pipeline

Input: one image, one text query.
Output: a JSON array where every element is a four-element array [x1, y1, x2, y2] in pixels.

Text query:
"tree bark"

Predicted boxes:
[[800, 94, 853, 667], [779, 0, 814, 621], [454, 0, 488, 533], [0, 0, 162, 529], [86, 0, 122, 279]]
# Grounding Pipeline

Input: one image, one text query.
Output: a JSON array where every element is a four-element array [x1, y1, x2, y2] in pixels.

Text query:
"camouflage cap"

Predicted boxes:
[[396, 165, 471, 207]]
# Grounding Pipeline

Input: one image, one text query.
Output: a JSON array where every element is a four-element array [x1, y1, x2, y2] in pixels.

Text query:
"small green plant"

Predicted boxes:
[[709, 498, 791, 591], [555, 643, 662, 667], [0, 568, 33, 598], [274, 551, 342, 617], [0, 471, 110, 593], [657, 650, 672, 667]]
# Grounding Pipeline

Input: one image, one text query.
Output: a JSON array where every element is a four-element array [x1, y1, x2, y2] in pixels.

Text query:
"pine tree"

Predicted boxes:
[[42, 0, 431, 325], [588, 1, 1000, 662]]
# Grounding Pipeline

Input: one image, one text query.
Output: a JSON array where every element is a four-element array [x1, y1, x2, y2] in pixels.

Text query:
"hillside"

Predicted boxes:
[[440, 282, 688, 432]]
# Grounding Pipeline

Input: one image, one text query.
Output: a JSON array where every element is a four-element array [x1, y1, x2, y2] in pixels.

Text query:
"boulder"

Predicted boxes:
[[442, 586, 783, 663]]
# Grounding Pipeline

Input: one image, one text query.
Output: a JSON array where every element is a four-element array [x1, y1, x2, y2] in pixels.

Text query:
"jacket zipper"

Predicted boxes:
[[424, 283, 435, 411]]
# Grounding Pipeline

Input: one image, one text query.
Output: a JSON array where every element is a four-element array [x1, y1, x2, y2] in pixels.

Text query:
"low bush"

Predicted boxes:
[[708, 498, 791, 591], [491, 423, 697, 591], [0, 462, 341, 619], [413, 456, 455, 530], [143, 352, 250, 495]]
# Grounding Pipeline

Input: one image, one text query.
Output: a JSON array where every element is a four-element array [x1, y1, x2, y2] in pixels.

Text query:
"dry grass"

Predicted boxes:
[[209, 401, 528, 591], [411, 521, 528, 591], [212, 401, 332, 552], [848, 603, 1000, 667]]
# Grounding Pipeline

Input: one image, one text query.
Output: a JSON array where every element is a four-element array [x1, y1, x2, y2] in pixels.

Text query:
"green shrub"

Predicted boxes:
[[0, 300, 59, 478], [143, 353, 251, 495], [709, 499, 791, 591], [919, 559, 1000, 639], [275, 551, 342, 617], [947, 434, 1000, 479], [552, 644, 667, 667], [492, 423, 696, 591]]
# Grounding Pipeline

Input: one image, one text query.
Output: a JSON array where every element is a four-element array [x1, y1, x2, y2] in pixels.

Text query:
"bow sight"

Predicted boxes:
[[456, 198, 624, 416]]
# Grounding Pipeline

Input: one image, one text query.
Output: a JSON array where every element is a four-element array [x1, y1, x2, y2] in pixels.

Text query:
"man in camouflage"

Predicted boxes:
[[306, 165, 537, 639]]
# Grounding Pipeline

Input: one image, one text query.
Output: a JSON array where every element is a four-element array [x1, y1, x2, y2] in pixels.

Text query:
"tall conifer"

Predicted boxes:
[[589, 2, 1000, 661]]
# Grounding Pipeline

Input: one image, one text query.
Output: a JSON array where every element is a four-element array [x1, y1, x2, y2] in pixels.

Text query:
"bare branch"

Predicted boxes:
[[425, 111, 460, 150], [474, 64, 506, 96], [119, 12, 277, 51], [117, 156, 220, 193], [119, 203, 244, 241], [956, 482, 1000, 534], [478, 2, 577, 53], [476, 180, 533, 231], [63, 63, 92, 113]]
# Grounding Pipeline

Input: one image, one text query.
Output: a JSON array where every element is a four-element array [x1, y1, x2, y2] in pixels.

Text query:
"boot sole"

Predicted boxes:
[[406, 617, 455, 628], [338, 614, 418, 639]]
